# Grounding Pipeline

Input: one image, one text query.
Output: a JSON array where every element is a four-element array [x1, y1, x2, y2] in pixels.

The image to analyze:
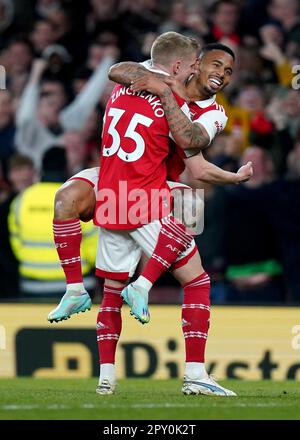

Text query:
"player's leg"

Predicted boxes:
[[48, 176, 96, 322], [122, 183, 199, 323], [171, 252, 237, 397], [95, 228, 142, 393], [128, 183, 195, 298], [96, 279, 126, 395]]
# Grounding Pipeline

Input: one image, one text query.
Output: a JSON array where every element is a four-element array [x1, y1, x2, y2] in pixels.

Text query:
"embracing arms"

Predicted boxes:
[[109, 62, 210, 152]]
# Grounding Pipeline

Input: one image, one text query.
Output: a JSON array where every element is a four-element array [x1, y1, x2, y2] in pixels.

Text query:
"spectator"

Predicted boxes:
[[0, 90, 15, 179], [47, 8, 87, 65], [8, 147, 98, 298], [206, 0, 241, 47], [63, 131, 87, 175], [223, 83, 273, 151], [3, 37, 33, 97], [267, 0, 300, 45], [266, 89, 300, 175], [264, 145, 300, 302], [42, 44, 72, 85], [15, 46, 117, 170], [0, 0, 15, 48], [159, 1, 189, 34], [224, 147, 284, 303], [30, 19, 56, 55], [259, 24, 294, 87], [118, 0, 161, 59], [0, 154, 36, 298], [159, 1, 207, 41]]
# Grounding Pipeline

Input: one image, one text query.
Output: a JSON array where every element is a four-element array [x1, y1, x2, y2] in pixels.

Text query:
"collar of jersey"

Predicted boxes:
[[194, 95, 216, 108], [140, 60, 169, 76]]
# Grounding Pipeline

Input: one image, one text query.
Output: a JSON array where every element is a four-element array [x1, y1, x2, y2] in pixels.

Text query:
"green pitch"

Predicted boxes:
[[0, 378, 299, 420]]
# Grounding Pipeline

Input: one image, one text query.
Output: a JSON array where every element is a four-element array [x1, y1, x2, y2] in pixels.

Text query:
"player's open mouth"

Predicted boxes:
[[208, 77, 222, 89]]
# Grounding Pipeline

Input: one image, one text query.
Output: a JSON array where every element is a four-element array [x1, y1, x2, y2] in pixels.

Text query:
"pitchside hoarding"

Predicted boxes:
[[0, 304, 299, 380]]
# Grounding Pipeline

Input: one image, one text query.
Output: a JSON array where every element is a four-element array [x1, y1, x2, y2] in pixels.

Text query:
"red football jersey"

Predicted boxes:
[[95, 84, 189, 229], [166, 96, 228, 181]]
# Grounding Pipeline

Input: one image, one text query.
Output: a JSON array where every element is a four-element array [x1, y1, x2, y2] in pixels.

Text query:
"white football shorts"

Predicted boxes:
[[69, 168, 198, 280]]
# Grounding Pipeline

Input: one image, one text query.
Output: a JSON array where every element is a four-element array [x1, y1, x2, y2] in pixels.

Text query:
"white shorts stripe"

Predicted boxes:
[[163, 218, 191, 243], [161, 220, 191, 246], [160, 228, 189, 249]]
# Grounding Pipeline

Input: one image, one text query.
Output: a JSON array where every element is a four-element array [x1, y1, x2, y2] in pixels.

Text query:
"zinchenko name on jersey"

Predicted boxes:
[[111, 86, 165, 118]]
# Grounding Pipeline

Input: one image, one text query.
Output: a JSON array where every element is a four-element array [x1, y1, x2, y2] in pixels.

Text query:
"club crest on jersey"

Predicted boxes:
[[214, 120, 223, 133]]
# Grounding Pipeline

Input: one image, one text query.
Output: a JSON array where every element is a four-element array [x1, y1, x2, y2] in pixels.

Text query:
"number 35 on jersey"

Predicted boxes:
[[102, 108, 153, 162]]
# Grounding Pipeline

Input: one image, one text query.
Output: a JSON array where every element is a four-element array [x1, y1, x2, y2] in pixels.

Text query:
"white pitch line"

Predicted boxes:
[[0, 402, 294, 411]]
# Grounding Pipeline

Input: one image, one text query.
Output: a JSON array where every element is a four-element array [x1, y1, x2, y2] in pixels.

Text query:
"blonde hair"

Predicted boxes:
[[151, 32, 200, 66]]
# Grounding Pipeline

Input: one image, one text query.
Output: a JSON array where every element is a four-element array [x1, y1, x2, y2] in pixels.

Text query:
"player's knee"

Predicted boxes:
[[54, 185, 77, 220]]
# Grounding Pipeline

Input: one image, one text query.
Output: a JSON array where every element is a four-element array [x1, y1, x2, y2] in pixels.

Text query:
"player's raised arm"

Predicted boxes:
[[184, 151, 253, 185]]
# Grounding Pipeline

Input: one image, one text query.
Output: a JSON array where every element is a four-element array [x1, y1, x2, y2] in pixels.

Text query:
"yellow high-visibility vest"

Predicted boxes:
[[8, 182, 98, 282]]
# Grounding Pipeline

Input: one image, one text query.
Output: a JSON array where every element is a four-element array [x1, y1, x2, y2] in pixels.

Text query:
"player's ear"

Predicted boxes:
[[194, 58, 200, 71], [173, 60, 181, 76], [198, 58, 204, 72]]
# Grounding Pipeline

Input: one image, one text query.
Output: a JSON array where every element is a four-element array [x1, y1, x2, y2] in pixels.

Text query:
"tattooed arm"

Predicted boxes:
[[109, 63, 211, 151], [161, 86, 210, 153], [130, 77, 210, 151], [108, 61, 167, 86]]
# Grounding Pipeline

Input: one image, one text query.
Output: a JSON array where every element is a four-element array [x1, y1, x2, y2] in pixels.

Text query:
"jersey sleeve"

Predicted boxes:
[[193, 109, 228, 143]]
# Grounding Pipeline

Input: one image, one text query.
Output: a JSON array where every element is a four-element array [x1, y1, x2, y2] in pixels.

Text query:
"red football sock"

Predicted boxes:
[[53, 218, 83, 284], [182, 272, 211, 363], [97, 285, 123, 364], [142, 215, 193, 284]]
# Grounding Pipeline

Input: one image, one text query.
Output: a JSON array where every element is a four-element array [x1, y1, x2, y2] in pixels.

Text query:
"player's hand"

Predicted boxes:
[[130, 75, 170, 96], [163, 77, 190, 102], [236, 161, 253, 183]]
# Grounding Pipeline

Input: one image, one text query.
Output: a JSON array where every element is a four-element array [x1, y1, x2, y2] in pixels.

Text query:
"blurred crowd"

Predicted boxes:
[[0, 0, 300, 303]]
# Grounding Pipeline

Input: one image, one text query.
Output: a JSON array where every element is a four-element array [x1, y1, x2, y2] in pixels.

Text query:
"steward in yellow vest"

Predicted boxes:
[[8, 147, 97, 297]]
